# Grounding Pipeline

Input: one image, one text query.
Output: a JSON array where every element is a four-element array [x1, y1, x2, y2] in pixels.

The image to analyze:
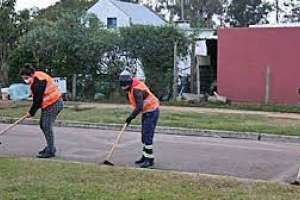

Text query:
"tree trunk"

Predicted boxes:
[[0, 63, 9, 87], [0, 42, 10, 87], [72, 74, 77, 100]]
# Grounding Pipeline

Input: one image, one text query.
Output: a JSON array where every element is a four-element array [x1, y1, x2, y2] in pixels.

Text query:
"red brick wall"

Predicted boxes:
[[218, 27, 300, 105]]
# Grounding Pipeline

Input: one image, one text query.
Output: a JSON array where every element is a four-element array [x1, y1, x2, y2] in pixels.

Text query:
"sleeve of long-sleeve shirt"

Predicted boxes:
[[29, 79, 47, 116], [128, 89, 145, 120]]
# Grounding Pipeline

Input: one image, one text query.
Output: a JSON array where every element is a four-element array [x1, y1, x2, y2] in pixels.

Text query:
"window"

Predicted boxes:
[[107, 17, 117, 28]]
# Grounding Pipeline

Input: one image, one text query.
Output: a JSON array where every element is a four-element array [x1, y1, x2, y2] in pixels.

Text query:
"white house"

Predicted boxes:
[[88, 0, 166, 28]]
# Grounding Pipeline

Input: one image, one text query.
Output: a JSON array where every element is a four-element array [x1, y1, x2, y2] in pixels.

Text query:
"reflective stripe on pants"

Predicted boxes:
[[141, 109, 159, 159]]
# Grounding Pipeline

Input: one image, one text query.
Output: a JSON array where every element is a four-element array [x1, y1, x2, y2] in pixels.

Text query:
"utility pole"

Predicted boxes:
[[169, 0, 175, 23], [173, 41, 178, 100], [264, 66, 271, 104], [181, 0, 184, 21], [275, 0, 279, 24], [196, 56, 200, 96]]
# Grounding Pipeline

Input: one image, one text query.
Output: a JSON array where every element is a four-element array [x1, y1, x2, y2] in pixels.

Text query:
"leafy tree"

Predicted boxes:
[[38, 0, 97, 21], [9, 1, 189, 101], [0, 0, 17, 86], [281, 0, 300, 23], [226, 0, 273, 27], [9, 10, 119, 100], [120, 25, 188, 99], [155, 0, 223, 27], [0, 0, 33, 87]]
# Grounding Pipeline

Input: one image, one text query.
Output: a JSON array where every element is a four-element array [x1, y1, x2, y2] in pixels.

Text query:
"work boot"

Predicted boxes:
[[135, 156, 145, 164], [36, 152, 55, 159], [38, 147, 56, 155], [38, 147, 48, 155], [140, 158, 154, 168], [36, 147, 56, 159], [51, 147, 57, 155], [291, 180, 300, 186]]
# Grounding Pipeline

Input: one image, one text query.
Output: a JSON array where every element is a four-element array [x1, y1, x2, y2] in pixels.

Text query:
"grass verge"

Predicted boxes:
[[0, 157, 300, 200], [1, 106, 300, 136], [164, 101, 300, 114]]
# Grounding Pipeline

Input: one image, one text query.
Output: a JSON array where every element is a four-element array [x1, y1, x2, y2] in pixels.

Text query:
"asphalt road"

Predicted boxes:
[[0, 123, 299, 183]]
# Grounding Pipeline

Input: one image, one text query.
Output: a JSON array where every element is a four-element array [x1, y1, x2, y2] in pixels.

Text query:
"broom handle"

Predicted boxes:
[[296, 167, 300, 181], [0, 115, 27, 136], [105, 123, 127, 161]]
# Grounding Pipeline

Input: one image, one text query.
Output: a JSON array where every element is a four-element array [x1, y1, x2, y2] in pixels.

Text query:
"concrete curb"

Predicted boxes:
[[0, 117, 299, 143]]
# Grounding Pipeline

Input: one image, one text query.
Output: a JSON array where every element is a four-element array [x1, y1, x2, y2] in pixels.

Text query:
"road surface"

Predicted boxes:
[[0, 123, 299, 183]]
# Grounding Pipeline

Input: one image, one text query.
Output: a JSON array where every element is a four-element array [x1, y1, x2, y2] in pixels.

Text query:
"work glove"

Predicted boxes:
[[125, 116, 134, 125], [25, 112, 32, 118]]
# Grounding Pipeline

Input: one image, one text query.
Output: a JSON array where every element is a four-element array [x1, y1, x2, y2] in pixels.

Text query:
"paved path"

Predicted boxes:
[[0, 123, 299, 183]]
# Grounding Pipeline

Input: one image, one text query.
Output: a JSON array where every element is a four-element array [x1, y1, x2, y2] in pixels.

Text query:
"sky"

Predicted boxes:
[[15, 0, 60, 11]]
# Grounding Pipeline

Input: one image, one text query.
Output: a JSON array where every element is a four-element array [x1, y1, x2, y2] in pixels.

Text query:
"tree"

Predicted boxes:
[[155, 0, 223, 27], [38, 0, 97, 21], [0, 0, 17, 86], [120, 25, 188, 99], [9, 2, 188, 101], [226, 0, 273, 27], [281, 0, 300, 23], [9, 10, 120, 100], [0, 0, 33, 87]]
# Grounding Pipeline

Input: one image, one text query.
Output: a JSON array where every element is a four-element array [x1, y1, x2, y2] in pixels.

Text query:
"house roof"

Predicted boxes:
[[90, 0, 166, 26]]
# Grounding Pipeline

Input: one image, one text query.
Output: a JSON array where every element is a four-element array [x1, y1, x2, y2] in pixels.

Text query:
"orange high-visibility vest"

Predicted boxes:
[[31, 71, 62, 109], [128, 79, 159, 113]]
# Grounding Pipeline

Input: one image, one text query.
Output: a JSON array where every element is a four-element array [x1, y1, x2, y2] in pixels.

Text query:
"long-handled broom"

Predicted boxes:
[[0, 115, 27, 144], [291, 167, 300, 185], [103, 123, 128, 166]]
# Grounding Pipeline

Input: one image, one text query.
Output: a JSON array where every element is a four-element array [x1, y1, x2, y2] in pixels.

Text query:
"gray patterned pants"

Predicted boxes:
[[40, 98, 64, 153]]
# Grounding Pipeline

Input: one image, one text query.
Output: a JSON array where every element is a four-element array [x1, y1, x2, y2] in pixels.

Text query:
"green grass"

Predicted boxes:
[[164, 101, 300, 113], [0, 157, 300, 200], [3, 100, 300, 113], [1, 106, 300, 136]]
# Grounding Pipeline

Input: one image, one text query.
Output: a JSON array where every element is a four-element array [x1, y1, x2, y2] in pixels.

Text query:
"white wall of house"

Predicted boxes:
[[88, 0, 131, 28]]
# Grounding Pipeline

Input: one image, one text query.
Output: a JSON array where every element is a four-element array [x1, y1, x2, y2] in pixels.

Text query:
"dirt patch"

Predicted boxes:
[[271, 118, 300, 127]]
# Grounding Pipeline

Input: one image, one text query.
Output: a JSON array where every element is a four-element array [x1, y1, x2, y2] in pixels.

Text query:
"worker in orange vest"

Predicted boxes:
[[20, 64, 63, 158], [119, 71, 160, 168]]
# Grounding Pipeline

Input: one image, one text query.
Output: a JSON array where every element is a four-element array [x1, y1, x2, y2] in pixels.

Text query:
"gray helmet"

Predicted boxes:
[[119, 70, 133, 87]]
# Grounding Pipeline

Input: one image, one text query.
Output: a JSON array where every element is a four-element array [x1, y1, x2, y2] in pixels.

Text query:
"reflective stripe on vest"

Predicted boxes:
[[128, 79, 159, 113], [31, 71, 62, 109]]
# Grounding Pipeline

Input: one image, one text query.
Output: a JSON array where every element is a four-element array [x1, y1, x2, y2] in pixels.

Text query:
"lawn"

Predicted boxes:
[[165, 101, 300, 114], [1, 105, 300, 136], [0, 157, 300, 200]]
